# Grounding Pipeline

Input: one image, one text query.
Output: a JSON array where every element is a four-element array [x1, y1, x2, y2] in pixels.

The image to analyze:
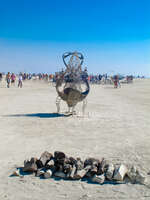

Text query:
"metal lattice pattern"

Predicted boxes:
[[55, 51, 90, 114]]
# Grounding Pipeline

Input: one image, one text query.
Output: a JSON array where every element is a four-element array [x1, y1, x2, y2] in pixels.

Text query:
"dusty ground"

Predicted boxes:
[[0, 78, 150, 200]]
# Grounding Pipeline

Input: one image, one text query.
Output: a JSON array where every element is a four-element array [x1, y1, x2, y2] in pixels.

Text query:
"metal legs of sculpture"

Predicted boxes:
[[55, 52, 90, 115]]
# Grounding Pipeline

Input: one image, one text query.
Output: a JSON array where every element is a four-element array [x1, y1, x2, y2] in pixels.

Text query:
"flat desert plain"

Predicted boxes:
[[0, 79, 150, 200]]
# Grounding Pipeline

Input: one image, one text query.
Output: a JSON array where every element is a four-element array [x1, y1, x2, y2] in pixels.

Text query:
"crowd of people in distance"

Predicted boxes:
[[0, 72, 53, 88], [50, 69, 134, 89], [0, 72, 24, 88], [0, 70, 136, 89], [5, 72, 23, 88]]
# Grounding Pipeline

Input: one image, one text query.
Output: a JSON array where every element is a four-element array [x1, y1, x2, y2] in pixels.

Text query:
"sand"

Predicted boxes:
[[0, 78, 150, 200]]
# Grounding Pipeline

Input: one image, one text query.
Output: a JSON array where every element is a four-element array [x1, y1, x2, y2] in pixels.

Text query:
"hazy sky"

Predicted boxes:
[[0, 0, 150, 76]]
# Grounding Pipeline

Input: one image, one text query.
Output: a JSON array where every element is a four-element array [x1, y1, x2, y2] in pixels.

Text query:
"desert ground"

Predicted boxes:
[[0, 78, 150, 200]]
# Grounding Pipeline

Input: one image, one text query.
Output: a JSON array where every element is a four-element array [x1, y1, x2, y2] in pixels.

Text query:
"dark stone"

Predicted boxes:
[[68, 157, 77, 165], [97, 158, 107, 175], [84, 158, 99, 167], [85, 171, 93, 178], [58, 165, 64, 172], [54, 151, 66, 165], [63, 163, 72, 174], [36, 160, 43, 168], [23, 157, 38, 172], [90, 166, 98, 175], [64, 157, 71, 164]]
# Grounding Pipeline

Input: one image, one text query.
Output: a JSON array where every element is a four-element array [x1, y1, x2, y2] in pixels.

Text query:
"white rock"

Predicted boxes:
[[47, 160, 55, 166], [44, 169, 52, 179], [69, 165, 76, 179], [74, 165, 91, 179], [36, 169, 45, 177], [91, 174, 105, 184], [127, 166, 146, 184], [106, 164, 115, 180], [113, 164, 128, 181], [127, 166, 137, 182], [135, 171, 146, 184], [74, 169, 87, 179]]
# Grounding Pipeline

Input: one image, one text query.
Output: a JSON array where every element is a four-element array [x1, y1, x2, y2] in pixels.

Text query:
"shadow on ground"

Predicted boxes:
[[4, 113, 66, 118], [10, 167, 128, 185]]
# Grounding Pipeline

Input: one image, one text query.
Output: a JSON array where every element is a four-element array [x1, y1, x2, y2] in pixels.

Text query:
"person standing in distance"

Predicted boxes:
[[18, 73, 23, 88]]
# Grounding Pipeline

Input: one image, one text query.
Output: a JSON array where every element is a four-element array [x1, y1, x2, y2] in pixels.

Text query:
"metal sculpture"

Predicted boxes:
[[56, 52, 90, 115]]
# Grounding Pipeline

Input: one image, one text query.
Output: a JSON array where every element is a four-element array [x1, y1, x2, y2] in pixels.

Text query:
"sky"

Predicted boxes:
[[0, 0, 150, 76]]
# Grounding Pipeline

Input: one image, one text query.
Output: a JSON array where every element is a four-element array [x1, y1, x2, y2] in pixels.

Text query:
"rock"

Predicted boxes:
[[68, 157, 77, 165], [58, 165, 64, 172], [85, 171, 93, 178], [74, 169, 88, 179], [127, 166, 136, 183], [90, 166, 98, 175], [63, 163, 72, 174], [113, 164, 128, 181], [84, 158, 99, 167], [23, 157, 38, 172], [74, 165, 91, 179], [85, 165, 92, 171], [76, 157, 84, 170], [36, 160, 43, 169], [135, 170, 146, 184], [44, 169, 52, 179], [12, 169, 20, 176], [39, 151, 53, 167], [69, 165, 76, 179], [127, 166, 146, 184], [46, 159, 55, 170], [47, 159, 55, 167], [91, 174, 105, 184], [97, 158, 107, 175], [54, 171, 66, 178], [93, 160, 100, 167], [36, 169, 45, 177], [84, 158, 100, 176], [45, 159, 56, 173], [106, 164, 115, 180], [54, 151, 66, 165], [64, 157, 71, 164], [131, 166, 137, 173]]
